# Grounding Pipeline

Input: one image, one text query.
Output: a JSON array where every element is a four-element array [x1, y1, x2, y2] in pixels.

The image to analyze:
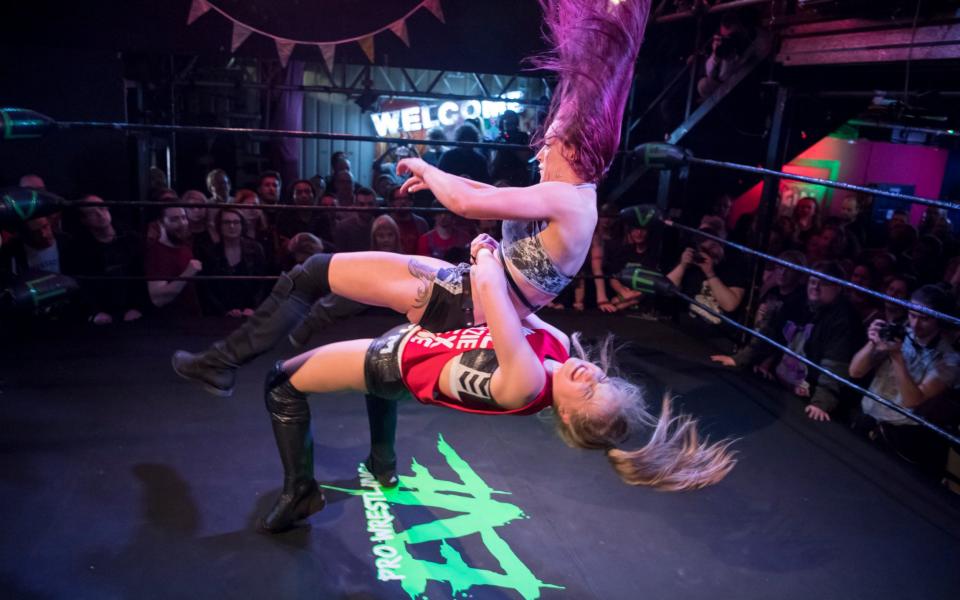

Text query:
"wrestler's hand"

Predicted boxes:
[[471, 246, 505, 296], [470, 233, 499, 263], [397, 157, 429, 178], [399, 176, 429, 196]]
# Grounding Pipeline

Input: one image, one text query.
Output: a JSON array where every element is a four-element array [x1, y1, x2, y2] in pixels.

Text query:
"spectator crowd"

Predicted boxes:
[[1, 119, 530, 324]]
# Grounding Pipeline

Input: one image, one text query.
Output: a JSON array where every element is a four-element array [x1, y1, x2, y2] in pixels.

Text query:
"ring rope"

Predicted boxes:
[[57, 121, 531, 152]]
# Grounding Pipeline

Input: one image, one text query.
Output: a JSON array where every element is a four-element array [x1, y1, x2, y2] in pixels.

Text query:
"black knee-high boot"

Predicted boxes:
[[259, 362, 326, 533], [288, 294, 368, 349], [171, 254, 334, 396], [364, 394, 399, 488]]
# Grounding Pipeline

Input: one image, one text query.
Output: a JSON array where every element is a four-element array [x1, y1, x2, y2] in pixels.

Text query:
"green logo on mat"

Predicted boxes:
[[324, 434, 563, 599]]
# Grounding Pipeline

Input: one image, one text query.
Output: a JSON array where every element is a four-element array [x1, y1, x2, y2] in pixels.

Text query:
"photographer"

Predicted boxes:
[[667, 216, 749, 335], [697, 13, 751, 100], [850, 285, 960, 472], [489, 110, 532, 187]]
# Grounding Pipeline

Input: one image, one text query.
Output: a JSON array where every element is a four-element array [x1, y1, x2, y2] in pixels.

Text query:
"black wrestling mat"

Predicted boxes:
[[2, 313, 958, 599]]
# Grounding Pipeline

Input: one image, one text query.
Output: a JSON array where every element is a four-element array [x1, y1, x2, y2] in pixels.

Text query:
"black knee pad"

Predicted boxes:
[[264, 361, 310, 424], [288, 253, 332, 304]]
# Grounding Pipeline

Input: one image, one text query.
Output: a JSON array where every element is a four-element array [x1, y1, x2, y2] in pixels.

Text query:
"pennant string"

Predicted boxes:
[[188, 0, 441, 46]]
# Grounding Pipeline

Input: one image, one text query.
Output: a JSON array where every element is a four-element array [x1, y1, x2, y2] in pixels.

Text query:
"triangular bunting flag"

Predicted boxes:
[[276, 39, 296, 68], [319, 44, 336, 74], [358, 36, 375, 63], [388, 19, 410, 47], [187, 0, 212, 25], [231, 22, 253, 52], [424, 0, 445, 24]]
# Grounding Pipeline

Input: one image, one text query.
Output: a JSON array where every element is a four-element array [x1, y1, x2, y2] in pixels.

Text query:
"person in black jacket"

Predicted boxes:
[[437, 123, 490, 183], [710, 250, 809, 370], [198, 207, 267, 317], [63, 196, 146, 324], [772, 260, 864, 421]]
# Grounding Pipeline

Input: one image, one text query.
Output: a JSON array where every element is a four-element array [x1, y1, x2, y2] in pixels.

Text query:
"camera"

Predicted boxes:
[[877, 321, 906, 343], [714, 35, 736, 59]]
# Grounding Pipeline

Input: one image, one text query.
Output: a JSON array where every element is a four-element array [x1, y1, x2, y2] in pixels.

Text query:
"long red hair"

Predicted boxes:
[[530, 0, 651, 183]]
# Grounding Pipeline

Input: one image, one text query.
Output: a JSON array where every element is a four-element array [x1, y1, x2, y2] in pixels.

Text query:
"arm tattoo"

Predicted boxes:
[[407, 258, 437, 309]]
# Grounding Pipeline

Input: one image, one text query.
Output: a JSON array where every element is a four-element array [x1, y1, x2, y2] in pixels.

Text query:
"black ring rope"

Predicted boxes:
[[688, 155, 960, 214], [57, 121, 530, 152]]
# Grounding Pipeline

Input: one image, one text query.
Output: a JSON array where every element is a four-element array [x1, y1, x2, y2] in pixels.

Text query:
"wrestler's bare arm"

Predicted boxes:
[[473, 248, 546, 408]]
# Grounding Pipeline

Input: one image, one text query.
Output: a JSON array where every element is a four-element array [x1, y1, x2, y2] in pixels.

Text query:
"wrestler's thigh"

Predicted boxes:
[[285, 339, 373, 394], [329, 251, 452, 314]]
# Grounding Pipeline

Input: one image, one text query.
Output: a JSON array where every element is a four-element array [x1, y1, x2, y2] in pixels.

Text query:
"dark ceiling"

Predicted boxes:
[[1, 0, 549, 75]]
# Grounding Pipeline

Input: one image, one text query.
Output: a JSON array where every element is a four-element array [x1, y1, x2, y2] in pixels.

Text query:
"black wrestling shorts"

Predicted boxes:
[[364, 324, 416, 403], [417, 263, 474, 333]]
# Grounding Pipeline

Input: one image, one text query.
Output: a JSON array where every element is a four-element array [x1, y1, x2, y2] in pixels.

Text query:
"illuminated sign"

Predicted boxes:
[[324, 434, 562, 599], [370, 92, 524, 137]]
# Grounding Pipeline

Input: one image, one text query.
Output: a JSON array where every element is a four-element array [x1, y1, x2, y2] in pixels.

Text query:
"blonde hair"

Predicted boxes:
[[554, 334, 736, 491]]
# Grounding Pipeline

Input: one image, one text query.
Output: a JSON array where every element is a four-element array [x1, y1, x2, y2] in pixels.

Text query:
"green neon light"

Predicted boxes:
[[0, 109, 44, 140], [631, 206, 654, 227], [27, 275, 66, 307], [790, 158, 841, 209], [325, 434, 563, 599], [631, 273, 653, 288], [4, 191, 38, 222]]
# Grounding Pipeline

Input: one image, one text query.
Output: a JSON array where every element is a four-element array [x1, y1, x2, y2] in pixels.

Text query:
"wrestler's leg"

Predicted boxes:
[[288, 294, 367, 348], [172, 252, 446, 396], [260, 339, 372, 533], [327, 251, 450, 323], [172, 268, 312, 396], [285, 338, 372, 393], [365, 394, 398, 487], [287, 338, 401, 488]]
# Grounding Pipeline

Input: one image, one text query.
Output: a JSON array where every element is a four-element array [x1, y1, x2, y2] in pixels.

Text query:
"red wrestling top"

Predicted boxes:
[[398, 325, 570, 415]]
